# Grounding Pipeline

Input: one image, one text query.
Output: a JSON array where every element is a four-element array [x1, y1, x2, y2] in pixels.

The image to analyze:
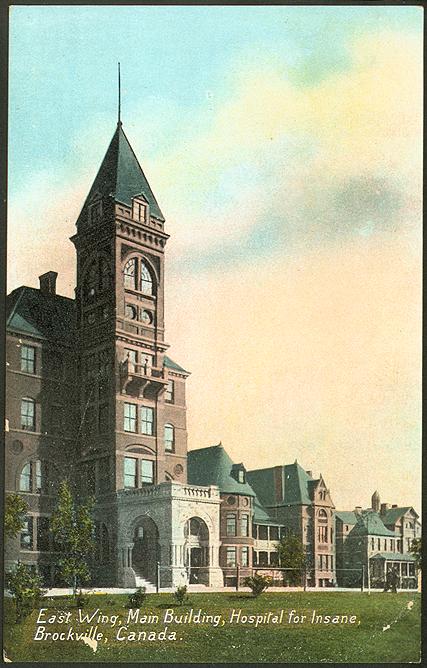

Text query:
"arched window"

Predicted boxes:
[[100, 258, 110, 291], [140, 261, 153, 295], [318, 509, 328, 522], [85, 264, 97, 299], [21, 398, 35, 431], [19, 462, 32, 491], [164, 424, 174, 452], [124, 258, 137, 289]]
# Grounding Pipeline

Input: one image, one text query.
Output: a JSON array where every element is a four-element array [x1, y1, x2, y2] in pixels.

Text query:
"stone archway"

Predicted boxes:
[[131, 516, 160, 584], [184, 517, 210, 584]]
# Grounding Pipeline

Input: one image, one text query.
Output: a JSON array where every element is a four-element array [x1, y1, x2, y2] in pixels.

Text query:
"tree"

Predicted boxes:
[[6, 563, 45, 622], [244, 574, 272, 597], [50, 480, 95, 596], [277, 533, 306, 586], [5, 493, 29, 539], [409, 538, 422, 570]]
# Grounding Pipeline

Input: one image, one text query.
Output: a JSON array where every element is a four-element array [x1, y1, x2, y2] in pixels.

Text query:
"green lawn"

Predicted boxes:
[[3, 591, 421, 663]]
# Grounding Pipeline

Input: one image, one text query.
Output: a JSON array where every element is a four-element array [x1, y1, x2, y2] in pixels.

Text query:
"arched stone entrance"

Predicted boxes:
[[184, 517, 209, 584], [132, 516, 160, 584]]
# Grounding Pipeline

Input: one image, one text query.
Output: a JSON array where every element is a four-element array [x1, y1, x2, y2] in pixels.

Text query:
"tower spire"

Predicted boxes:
[[118, 62, 121, 125]]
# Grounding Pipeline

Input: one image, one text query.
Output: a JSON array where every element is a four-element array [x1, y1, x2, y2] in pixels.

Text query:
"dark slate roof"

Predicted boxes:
[[6, 287, 75, 342], [381, 507, 414, 525], [77, 123, 164, 223], [164, 356, 189, 375], [335, 511, 358, 525], [187, 444, 255, 496], [350, 511, 396, 537], [370, 552, 416, 562], [253, 496, 281, 526], [247, 462, 313, 507]]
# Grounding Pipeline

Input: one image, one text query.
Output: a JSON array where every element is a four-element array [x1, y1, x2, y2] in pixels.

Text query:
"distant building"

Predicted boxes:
[[247, 462, 336, 587], [335, 491, 420, 588]]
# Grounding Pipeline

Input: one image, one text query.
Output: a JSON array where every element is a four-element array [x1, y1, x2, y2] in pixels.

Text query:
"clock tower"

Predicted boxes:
[[71, 121, 189, 505]]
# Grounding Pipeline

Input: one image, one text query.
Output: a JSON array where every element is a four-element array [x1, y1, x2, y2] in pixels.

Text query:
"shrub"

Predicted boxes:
[[5, 563, 46, 622], [173, 585, 189, 606], [127, 587, 146, 608], [75, 590, 90, 608], [244, 574, 272, 597]]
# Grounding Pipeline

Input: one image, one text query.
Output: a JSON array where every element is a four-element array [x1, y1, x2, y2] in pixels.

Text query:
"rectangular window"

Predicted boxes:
[[226, 513, 237, 537], [226, 547, 236, 567], [124, 403, 137, 432], [141, 459, 154, 485], [165, 380, 175, 403], [133, 201, 147, 223], [35, 460, 43, 494], [99, 404, 109, 433], [409, 563, 415, 576], [390, 539, 395, 551], [140, 406, 154, 435], [401, 562, 408, 576], [21, 516, 34, 550], [124, 457, 137, 488], [240, 515, 249, 537], [371, 538, 375, 550], [241, 546, 249, 567], [37, 517, 50, 552], [259, 525, 268, 540], [21, 398, 35, 431], [124, 349, 137, 372], [270, 526, 279, 540], [318, 526, 328, 543], [377, 538, 381, 550], [21, 345, 35, 373]]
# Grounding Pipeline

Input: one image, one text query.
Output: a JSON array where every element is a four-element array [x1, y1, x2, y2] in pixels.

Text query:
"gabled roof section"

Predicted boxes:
[[350, 511, 396, 537], [6, 287, 75, 342], [381, 507, 416, 525], [335, 511, 358, 525], [187, 444, 255, 496], [247, 462, 313, 507], [77, 123, 165, 224], [164, 355, 190, 375]]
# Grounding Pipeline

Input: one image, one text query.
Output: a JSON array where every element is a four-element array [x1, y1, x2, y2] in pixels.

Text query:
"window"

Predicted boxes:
[[19, 462, 32, 491], [37, 517, 50, 552], [141, 459, 154, 485], [124, 258, 137, 289], [124, 349, 137, 372], [164, 424, 174, 452], [140, 406, 154, 435], [390, 539, 395, 551], [371, 537, 375, 550], [21, 398, 35, 431], [99, 404, 109, 433], [270, 526, 279, 540], [124, 403, 137, 432], [165, 380, 174, 403], [237, 469, 245, 483], [241, 546, 249, 567], [409, 563, 415, 576], [35, 460, 43, 493], [124, 457, 137, 488], [139, 261, 153, 295], [21, 345, 35, 374], [125, 304, 137, 320], [226, 547, 236, 567], [240, 514, 249, 537], [226, 513, 237, 537], [318, 509, 328, 522], [318, 526, 328, 543], [21, 516, 34, 550], [133, 200, 147, 222]]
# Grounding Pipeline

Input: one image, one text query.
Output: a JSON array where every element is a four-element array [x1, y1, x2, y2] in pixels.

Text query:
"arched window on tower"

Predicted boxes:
[[140, 261, 153, 295], [164, 424, 174, 452], [124, 258, 137, 289]]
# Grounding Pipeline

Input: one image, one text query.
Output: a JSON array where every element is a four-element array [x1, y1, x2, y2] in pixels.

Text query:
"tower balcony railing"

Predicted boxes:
[[120, 359, 168, 396]]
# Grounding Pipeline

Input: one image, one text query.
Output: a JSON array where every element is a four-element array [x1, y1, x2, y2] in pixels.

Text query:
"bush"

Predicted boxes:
[[5, 563, 46, 622], [244, 574, 272, 597], [75, 590, 90, 608], [127, 587, 146, 608], [173, 585, 189, 606]]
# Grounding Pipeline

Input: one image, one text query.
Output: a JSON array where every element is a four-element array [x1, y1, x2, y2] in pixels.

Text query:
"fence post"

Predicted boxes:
[[156, 561, 160, 593], [361, 565, 364, 592], [236, 565, 240, 591]]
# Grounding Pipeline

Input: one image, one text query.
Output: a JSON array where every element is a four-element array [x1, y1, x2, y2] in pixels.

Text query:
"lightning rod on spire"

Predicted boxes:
[[118, 62, 121, 125]]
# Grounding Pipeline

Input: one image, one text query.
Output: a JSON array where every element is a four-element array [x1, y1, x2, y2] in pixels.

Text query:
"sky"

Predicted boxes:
[[8, 5, 423, 511]]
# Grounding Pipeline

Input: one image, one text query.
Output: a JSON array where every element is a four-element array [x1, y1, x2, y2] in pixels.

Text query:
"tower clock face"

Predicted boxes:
[[141, 310, 153, 325]]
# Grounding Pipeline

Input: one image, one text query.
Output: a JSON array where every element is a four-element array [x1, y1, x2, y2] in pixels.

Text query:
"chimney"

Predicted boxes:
[[381, 503, 391, 514], [39, 271, 58, 296], [354, 506, 362, 514], [392, 504, 398, 508]]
